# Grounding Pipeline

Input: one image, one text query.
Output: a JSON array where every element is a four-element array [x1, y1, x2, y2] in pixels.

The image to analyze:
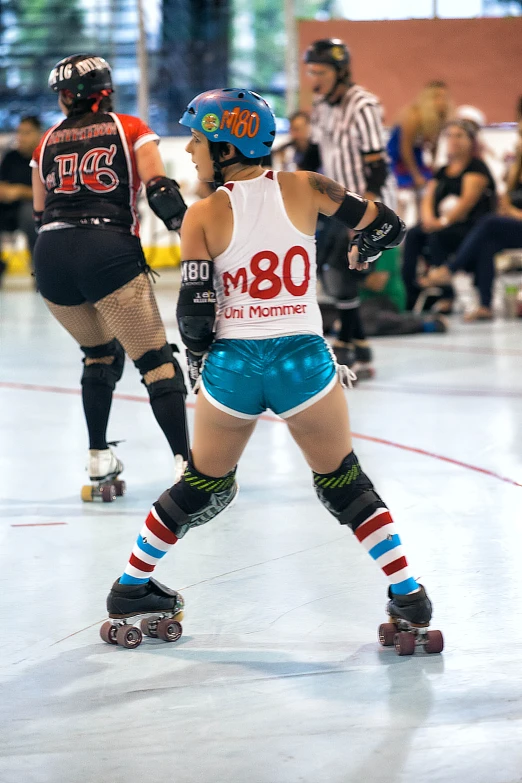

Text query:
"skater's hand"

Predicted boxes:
[[185, 349, 205, 392], [348, 245, 369, 271]]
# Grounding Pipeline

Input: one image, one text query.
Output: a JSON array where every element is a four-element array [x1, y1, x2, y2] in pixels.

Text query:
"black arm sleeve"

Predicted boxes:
[[146, 176, 187, 231], [332, 191, 368, 228], [176, 259, 217, 353]]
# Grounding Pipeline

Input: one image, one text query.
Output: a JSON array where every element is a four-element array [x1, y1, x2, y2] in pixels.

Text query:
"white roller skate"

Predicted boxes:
[[81, 445, 125, 503]]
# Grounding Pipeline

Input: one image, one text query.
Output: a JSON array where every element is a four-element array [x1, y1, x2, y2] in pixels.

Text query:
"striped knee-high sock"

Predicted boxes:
[[355, 508, 419, 595], [119, 507, 178, 585]]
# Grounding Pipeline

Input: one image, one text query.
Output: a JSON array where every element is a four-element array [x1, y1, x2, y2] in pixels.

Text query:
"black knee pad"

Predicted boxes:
[[314, 452, 387, 533], [153, 461, 238, 538], [134, 342, 187, 395], [81, 339, 125, 391]]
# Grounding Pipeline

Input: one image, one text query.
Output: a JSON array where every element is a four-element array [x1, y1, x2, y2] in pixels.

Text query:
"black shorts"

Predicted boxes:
[[33, 227, 148, 305]]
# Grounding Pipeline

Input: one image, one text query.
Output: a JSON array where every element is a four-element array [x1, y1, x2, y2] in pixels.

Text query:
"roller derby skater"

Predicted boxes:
[[101, 88, 442, 654], [31, 54, 190, 502]]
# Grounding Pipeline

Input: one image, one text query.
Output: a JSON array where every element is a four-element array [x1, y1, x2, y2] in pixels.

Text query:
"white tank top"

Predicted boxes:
[[213, 170, 323, 340]]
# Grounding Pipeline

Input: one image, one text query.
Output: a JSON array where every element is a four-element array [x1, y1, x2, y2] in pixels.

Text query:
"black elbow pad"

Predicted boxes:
[[362, 202, 405, 249], [178, 315, 215, 354], [146, 176, 187, 231], [353, 202, 406, 263], [363, 157, 388, 195], [176, 260, 217, 353]]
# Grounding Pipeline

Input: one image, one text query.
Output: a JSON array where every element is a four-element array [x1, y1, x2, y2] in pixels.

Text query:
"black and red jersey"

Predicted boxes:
[[31, 112, 159, 237]]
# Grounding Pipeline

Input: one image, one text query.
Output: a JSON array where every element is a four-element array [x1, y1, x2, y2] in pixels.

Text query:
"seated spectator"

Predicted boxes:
[[0, 115, 42, 283], [272, 111, 321, 172], [402, 119, 496, 311], [357, 248, 447, 336], [387, 81, 451, 191], [426, 110, 522, 321]]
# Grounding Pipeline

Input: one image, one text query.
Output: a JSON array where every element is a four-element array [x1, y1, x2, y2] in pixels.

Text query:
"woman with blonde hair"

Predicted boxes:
[[387, 81, 451, 191]]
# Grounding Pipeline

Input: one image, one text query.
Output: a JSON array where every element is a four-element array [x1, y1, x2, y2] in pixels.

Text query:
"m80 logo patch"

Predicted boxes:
[[220, 107, 260, 139]]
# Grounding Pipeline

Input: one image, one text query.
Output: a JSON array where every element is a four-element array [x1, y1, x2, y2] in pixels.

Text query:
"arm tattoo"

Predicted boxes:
[[307, 173, 345, 204]]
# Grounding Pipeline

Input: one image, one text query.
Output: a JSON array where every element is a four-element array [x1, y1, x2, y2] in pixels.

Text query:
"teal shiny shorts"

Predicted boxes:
[[200, 334, 337, 419]]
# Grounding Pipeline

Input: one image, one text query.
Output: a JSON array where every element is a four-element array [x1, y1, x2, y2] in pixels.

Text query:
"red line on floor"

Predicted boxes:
[[350, 433, 522, 488], [11, 522, 68, 527], [1, 380, 521, 487]]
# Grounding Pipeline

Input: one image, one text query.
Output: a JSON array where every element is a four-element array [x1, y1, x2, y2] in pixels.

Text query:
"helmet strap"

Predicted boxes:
[[210, 142, 244, 187], [323, 70, 351, 104]]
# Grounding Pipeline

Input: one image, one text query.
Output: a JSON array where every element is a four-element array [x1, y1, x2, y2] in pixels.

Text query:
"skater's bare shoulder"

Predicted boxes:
[[181, 190, 233, 259], [180, 201, 211, 259]]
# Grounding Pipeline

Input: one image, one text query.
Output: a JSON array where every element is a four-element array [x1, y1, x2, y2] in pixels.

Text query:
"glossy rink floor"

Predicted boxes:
[[1, 273, 522, 783]]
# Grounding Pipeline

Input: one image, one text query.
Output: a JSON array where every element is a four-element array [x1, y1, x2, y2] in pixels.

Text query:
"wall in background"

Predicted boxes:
[[299, 18, 522, 124]]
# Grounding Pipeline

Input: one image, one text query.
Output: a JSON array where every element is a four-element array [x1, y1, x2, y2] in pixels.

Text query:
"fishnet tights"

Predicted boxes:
[[45, 273, 174, 383]]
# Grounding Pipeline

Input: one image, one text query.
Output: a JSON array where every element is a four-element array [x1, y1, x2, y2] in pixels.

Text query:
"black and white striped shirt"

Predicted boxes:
[[312, 84, 396, 208]]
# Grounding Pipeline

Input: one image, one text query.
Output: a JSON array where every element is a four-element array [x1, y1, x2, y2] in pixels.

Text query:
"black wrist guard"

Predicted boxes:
[[176, 259, 216, 353], [363, 156, 388, 196], [185, 349, 204, 392], [33, 210, 43, 231], [333, 191, 368, 228], [146, 176, 187, 231]]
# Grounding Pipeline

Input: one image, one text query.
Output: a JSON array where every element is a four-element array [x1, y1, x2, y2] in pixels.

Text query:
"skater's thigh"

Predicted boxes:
[[44, 299, 114, 347], [191, 391, 257, 476], [94, 273, 167, 361], [286, 382, 352, 473]]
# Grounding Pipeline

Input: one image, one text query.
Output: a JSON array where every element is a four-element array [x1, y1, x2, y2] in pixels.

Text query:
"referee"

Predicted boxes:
[[305, 38, 396, 378]]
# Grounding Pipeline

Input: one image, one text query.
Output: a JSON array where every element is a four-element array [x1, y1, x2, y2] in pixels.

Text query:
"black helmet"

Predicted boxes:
[[48, 53, 113, 98], [303, 39, 350, 71]]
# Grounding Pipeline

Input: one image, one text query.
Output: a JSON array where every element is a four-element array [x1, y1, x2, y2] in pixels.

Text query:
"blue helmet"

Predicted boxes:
[[179, 88, 276, 158]]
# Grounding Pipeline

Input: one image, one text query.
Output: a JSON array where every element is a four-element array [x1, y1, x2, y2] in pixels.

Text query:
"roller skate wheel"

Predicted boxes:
[[101, 484, 116, 503], [156, 617, 183, 643], [378, 622, 397, 647], [113, 479, 126, 497], [116, 624, 142, 649], [140, 616, 160, 638], [394, 631, 416, 656], [81, 485, 94, 503], [424, 629, 444, 654], [100, 621, 118, 645]]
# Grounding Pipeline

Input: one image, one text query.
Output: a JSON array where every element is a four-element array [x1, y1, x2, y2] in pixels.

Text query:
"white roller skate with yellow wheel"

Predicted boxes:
[[81, 445, 125, 503]]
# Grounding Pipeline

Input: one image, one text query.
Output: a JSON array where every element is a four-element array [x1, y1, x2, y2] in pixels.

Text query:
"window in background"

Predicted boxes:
[[0, 0, 230, 134]]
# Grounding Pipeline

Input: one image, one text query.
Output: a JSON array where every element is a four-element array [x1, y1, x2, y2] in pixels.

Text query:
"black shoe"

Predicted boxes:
[[107, 577, 184, 618], [352, 343, 375, 380], [387, 585, 432, 626], [332, 342, 356, 367], [354, 343, 372, 364]]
